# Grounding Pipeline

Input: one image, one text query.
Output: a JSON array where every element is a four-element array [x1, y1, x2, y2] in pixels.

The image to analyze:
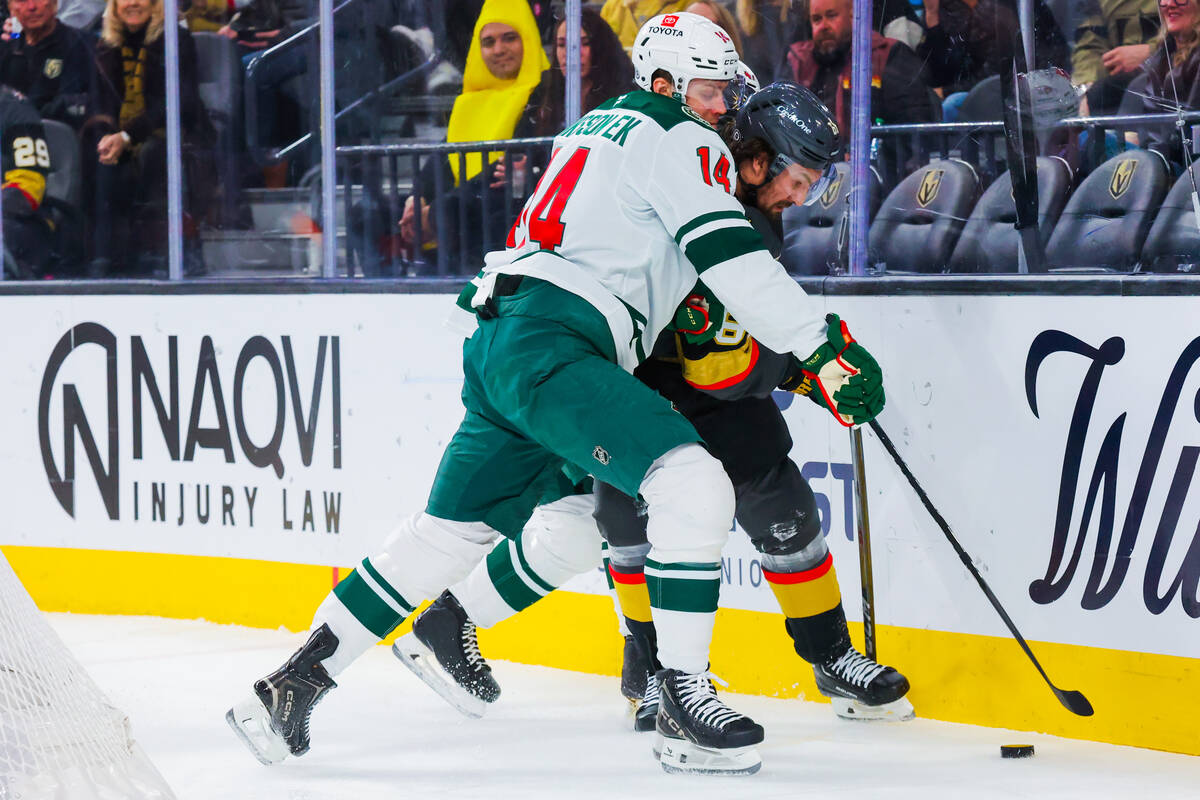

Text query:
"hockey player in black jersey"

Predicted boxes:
[[600, 82, 911, 731], [0, 86, 55, 278], [392, 82, 908, 763]]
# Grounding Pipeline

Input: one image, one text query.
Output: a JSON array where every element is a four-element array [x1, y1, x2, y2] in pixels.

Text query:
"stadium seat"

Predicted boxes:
[[1045, 149, 1170, 271], [867, 158, 980, 273], [40, 119, 81, 210], [956, 76, 1002, 124], [948, 156, 1072, 272], [39, 118, 86, 272], [779, 162, 881, 275], [1139, 162, 1200, 273]]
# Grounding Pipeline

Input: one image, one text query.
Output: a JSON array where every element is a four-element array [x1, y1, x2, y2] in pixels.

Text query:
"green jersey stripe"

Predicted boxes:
[[686, 227, 766, 273], [332, 570, 405, 639], [361, 558, 416, 614], [486, 540, 544, 612], [514, 536, 556, 594], [674, 210, 746, 245]]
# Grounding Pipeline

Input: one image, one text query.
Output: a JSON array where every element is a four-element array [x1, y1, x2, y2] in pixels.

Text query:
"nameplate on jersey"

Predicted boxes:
[[560, 112, 643, 147]]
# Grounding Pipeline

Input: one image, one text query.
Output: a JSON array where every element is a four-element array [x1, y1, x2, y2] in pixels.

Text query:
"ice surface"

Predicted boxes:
[[49, 615, 1197, 800]]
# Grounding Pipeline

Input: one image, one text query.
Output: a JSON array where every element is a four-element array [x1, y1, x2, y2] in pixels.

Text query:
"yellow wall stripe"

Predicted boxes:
[[4, 546, 1195, 756]]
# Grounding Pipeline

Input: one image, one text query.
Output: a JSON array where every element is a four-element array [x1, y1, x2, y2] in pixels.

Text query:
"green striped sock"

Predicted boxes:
[[332, 558, 417, 639], [644, 558, 721, 614], [485, 537, 556, 613]]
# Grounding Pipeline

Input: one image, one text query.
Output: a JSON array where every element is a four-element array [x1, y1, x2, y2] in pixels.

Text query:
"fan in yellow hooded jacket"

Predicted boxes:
[[393, 0, 549, 269]]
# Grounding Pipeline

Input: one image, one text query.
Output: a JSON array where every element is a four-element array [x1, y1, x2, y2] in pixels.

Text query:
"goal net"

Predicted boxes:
[[0, 551, 175, 799]]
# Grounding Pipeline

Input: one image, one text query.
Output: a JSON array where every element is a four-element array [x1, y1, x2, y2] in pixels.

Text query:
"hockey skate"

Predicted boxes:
[[393, 590, 500, 718], [226, 624, 339, 765], [813, 646, 913, 721], [654, 670, 764, 776], [633, 670, 659, 732], [620, 635, 649, 706]]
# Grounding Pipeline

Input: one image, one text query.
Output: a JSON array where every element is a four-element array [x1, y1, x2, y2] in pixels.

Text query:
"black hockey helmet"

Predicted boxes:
[[732, 82, 844, 204]]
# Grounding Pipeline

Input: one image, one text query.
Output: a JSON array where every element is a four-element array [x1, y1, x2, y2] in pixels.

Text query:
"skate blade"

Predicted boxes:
[[830, 695, 915, 722], [392, 634, 490, 719], [659, 737, 762, 776], [226, 697, 290, 766]]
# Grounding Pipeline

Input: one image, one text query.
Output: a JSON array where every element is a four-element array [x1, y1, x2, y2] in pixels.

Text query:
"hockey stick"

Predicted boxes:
[[865, 419, 1094, 717], [849, 427, 877, 661]]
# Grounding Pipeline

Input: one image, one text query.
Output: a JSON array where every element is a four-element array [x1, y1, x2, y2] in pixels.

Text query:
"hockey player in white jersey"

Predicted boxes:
[[226, 12, 884, 777], [395, 83, 906, 743]]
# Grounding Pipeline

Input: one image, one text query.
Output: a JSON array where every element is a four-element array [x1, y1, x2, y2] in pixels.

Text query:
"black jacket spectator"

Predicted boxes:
[[514, 7, 634, 139], [784, 31, 939, 132], [919, 0, 1069, 95], [1143, 35, 1200, 166], [92, 26, 213, 149], [84, 0, 214, 276], [0, 0, 98, 128]]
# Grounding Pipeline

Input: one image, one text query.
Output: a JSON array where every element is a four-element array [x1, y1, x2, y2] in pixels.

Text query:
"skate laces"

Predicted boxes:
[[674, 671, 744, 730], [460, 622, 489, 673], [828, 648, 886, 688], [641, 671, 660, 705]]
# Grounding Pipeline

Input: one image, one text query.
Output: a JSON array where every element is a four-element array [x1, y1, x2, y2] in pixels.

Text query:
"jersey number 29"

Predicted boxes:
[[13, 136, 51, 169], [507, 146, 591, 251]]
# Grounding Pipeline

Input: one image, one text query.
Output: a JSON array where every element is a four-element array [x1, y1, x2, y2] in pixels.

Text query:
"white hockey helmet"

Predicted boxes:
[[632, 12, 740, 100]]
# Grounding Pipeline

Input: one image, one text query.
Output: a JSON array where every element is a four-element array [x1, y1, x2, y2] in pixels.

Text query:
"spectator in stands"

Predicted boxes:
[[600, 0, 690, 51], [919, 0, 1068, 121], [1075, 0, 1161, 115], [1141, 0, 1200, 165], [782, 0, 939, 135], [1, 85, 55, 278], [0, 0, 97, 129], [514, 6, 634, 138], [350, 0, 547, 274], [730, 1, 806, 84], [84, 0, 215, 276], [731, 0, 923, 83]]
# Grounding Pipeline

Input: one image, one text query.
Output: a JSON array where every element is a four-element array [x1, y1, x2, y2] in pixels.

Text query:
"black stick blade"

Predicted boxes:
[[1054, 688, 1094, 717]]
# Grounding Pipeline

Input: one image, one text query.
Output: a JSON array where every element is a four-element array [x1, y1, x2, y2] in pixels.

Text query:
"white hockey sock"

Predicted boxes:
[[639, 444, 734, 674], [316, 512, 498, 674], [454, 494, 600, 628]]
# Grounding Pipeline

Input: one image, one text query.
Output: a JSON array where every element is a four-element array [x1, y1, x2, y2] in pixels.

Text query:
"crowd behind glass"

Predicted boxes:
[[1, 0, 1197, 278]]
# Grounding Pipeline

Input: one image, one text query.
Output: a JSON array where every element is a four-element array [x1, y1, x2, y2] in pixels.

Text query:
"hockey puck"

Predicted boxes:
[[1000, 744, 1035, 759]]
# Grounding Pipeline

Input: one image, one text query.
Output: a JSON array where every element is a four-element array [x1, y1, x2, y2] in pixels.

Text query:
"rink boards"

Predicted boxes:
[[1, 280, 1197, 756]]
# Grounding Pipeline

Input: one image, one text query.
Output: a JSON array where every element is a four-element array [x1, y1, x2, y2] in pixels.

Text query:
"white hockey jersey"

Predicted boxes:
[[480, 90, 826, 372]]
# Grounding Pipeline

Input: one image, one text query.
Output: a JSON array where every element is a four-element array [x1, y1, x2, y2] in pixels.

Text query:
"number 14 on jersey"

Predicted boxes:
[[507, 147, 592, 252]]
